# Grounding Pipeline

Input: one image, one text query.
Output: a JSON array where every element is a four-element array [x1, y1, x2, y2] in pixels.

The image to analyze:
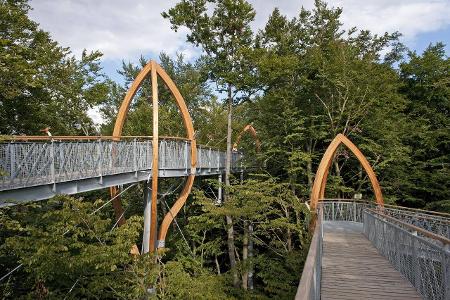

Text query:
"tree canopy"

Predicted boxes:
[[0, 0, 449, 298]]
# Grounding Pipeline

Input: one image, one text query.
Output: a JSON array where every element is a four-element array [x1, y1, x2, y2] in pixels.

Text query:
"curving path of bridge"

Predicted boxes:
[[0, 137, 242, 205], [296, 200, 450, 300], [321, 221, 421, 300]]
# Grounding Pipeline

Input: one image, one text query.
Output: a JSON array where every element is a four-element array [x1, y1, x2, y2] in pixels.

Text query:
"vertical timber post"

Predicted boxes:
[[149, 60, 159, 252]]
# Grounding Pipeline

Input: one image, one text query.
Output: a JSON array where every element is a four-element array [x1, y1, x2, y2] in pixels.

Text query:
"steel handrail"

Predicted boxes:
[[295, 207, 323, 300], [367, 208, 450, 246]]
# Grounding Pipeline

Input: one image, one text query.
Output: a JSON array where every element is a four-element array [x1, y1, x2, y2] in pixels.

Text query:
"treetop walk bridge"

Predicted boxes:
[[296, 133, 450, 300], [296, 200, 450, 300], [0, 136, 242, 204], [0, 60, 247, 256], [1, 60, 449, 299]]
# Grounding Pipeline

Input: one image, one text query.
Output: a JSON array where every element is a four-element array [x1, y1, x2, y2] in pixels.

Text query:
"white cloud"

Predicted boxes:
[[28, 1, 449, 125], [331, 0, 450, 41], [29, 0, 450, 61], [29, 0, 197, 60], [87, 106, 104, 126]]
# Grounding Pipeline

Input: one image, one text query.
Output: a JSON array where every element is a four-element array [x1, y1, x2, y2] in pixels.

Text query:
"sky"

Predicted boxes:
[[28, 0, 450, 123]]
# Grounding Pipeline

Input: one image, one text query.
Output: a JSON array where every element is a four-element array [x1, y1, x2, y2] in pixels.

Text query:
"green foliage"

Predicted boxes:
[[187, 176, 310, 296], [398, 43, 450, 209], [162, 0, 256, 94], [157, 260, 233, 299], [1, 0, 449, 298], [0, 0, 109, 135], [0, 196, 148, 298]]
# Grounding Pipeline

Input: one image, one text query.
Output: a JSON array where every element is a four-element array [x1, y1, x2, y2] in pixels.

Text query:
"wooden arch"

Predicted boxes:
[[233, 124, 261, 152], [110, 60, 197, 252], [310, 134, 384, 210]]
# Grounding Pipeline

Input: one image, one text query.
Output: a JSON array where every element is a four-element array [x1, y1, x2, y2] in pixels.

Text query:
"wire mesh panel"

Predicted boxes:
[[380, 207, 450, 239], [321, 201, 374, 222], [0, 139, 244, 192], [364, 210, 450, 300]]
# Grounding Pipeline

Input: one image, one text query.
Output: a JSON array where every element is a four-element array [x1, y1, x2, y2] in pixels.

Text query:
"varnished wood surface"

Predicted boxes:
[[310, 134, 384, 209], [321, 221, 422, 300]]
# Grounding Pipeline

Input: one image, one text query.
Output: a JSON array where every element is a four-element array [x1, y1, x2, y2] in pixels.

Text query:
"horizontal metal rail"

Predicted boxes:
[[364, 209, 450, 300], [318, 199, 450, 239], [296, 207, 323, 300], [0, 139, 243, 204]]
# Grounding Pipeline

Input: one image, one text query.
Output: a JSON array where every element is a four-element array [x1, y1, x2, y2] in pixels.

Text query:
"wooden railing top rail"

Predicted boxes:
[[316, 199, 450, 218], [1, 135, 190, 141], [366, 208, 450, 245]]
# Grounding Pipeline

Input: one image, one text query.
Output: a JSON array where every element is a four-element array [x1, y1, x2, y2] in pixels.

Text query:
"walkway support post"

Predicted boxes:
[[217, 174, 222, 205], [142, 182, 152, 254], [149, 61, 159, 252], [107, 60, 197, 252]]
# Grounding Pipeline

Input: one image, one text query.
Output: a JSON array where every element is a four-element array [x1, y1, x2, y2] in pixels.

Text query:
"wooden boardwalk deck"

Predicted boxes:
[[321, 221, 422, 300]]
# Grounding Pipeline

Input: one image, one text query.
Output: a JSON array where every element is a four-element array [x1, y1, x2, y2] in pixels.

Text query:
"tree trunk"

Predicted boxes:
[[248, 223, 254, 290], [224, 84, 239, 288], [286, 209, 292, 252], [242, 220, 249, 290], [306, 160, 313, 194], [215, 255, 221, 275]]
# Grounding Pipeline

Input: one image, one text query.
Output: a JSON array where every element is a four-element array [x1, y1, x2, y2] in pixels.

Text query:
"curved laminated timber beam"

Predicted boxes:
[[110, 60, 197, 253], [233, 124, 261, 152], [310, 134, 384, 210]]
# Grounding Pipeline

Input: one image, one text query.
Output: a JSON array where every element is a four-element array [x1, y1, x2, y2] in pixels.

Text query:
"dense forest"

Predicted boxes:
[[0, 0, 449, 298]]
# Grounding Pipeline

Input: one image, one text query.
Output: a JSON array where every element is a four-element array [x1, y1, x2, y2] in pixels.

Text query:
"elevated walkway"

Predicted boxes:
[[322, 221, 421, 300], [296, 200, 450, 300], [0, 137, 243, 204]]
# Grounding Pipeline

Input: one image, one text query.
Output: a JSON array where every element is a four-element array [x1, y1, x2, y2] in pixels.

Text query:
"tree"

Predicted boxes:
[[0, 0, 108, 135], [163, 0, 257, 287], [399, 43, 450, 210], [189, 176, 310, 297], [251, 1, 408, 203], [0, 196, 153, 298]]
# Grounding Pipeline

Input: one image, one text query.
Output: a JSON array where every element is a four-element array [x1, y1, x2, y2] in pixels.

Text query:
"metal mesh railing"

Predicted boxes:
[[378, 207, 450, 239], [364, 209, 450, 300], [295, 208, 323, 300], [0, 139, 243, 191], [319, 199, 450, 239], [320, 200, 374, 222]]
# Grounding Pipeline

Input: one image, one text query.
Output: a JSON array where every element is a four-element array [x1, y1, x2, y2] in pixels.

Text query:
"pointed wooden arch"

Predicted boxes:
[[233, 124, 261, 152], [109, 60, 197, 252], [310, 134, 384, 210]]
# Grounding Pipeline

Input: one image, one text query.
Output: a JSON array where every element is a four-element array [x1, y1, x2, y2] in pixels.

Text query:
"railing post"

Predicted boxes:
[[198, 146, 201, 171], [98, 139, 103, 184], [443, 244, 450, 300], [217, 151, 220, 172], [133, 138, 137, 178], [411, 231, 421, 290], [353, 201, 357, 222], [332, 202, 335, 221], [184, 140, 188, 175], [9, 143, 15, 182], [50, 140, 56, 191], [208, 147, 212, 172]]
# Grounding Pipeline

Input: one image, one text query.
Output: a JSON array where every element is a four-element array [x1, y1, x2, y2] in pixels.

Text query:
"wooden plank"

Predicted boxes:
[[321, 221, 422, 300]]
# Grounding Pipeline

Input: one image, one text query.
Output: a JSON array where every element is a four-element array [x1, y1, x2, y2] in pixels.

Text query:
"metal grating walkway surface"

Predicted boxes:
[[321, 221, 422, 300]]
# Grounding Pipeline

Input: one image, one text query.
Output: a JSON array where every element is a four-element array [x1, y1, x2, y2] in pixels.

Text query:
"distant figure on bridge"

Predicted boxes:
[[40, 127, 52, 137]]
